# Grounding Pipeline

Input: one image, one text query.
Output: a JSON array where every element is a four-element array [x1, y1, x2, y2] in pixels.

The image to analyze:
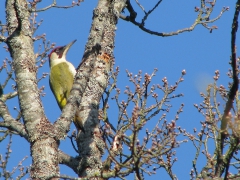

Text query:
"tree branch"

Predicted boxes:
[[0, 99, 28, 140], [0, 35, 6, 42], [30, 0, 82, 12], [215, 0, 240, 177], [1, 92, 18, 102], [58, 150, 80, 175], [122, 0, 228, 36]]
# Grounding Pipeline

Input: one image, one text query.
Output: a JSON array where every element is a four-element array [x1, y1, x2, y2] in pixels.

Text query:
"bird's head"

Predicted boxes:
[[48, 39, 76, 67]]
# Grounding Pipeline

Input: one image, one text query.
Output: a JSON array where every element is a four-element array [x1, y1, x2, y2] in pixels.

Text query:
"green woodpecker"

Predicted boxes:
[[48, 40, 83, 131]]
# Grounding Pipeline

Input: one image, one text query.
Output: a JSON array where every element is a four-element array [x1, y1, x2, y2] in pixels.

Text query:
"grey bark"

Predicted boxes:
[[74, 0, 126, 177], [5, 0, 60, 179]]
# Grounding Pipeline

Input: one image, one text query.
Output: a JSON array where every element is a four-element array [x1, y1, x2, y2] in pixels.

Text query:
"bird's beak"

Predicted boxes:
[[62, 39, 77, 57]]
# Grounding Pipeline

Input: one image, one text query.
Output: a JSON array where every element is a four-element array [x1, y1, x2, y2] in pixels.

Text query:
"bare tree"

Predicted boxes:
[[186, 1, 240, 179], [0, 0, 236, 179]]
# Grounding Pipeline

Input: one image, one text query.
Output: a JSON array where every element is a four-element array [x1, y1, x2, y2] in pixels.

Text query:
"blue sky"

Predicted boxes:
[[0, 0, 239, 179]]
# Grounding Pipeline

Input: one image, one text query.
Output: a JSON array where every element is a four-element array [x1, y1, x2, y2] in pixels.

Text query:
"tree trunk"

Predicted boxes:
[[73, 0, 126, 177], [6, 0, 60, 179]]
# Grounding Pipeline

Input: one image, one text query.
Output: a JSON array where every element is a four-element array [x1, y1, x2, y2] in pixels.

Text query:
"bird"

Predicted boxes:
[[48, 40, 83, 131]]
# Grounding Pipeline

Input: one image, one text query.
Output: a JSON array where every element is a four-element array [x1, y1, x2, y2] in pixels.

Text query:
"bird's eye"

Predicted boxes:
[[55, 49, 59, 53]]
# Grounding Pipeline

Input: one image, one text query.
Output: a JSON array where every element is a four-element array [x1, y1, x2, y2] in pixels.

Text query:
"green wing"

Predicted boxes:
[[49, 62, 74, 110]]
